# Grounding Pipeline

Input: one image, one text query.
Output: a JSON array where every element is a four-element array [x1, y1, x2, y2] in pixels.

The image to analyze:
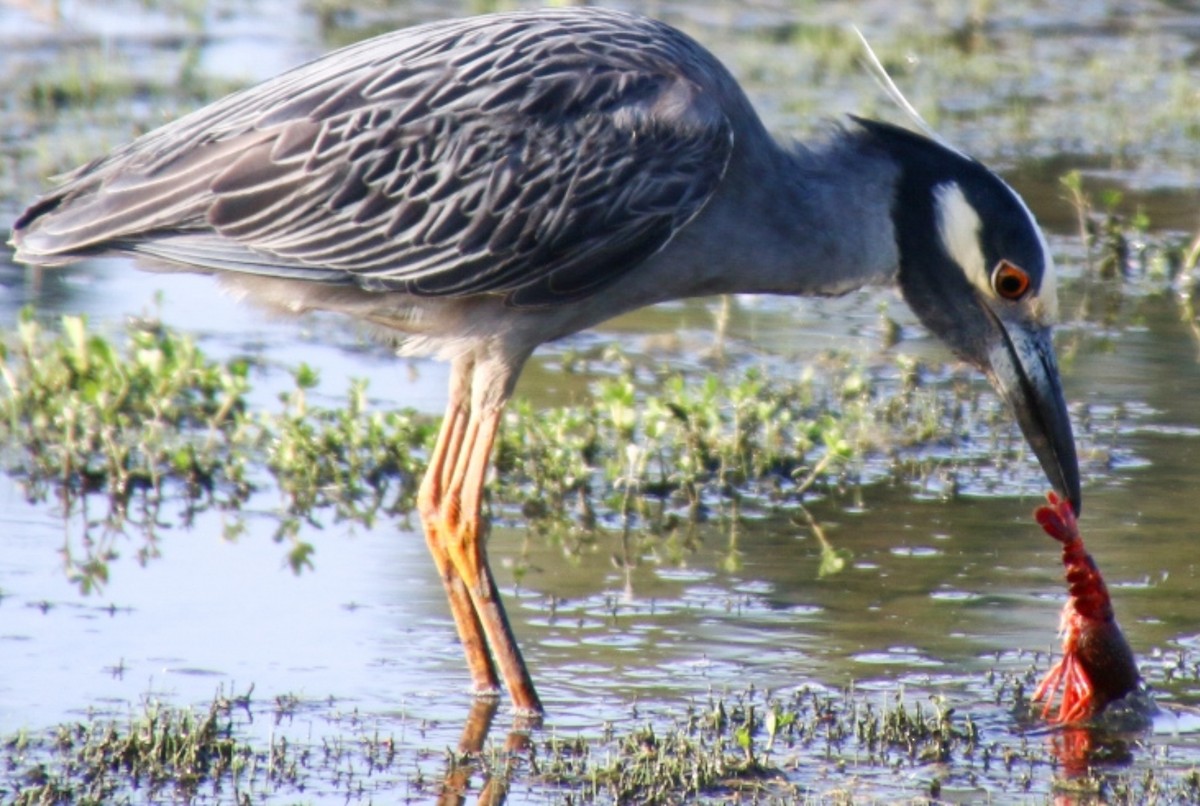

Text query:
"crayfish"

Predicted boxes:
[[1032, 492, 1140, 723]]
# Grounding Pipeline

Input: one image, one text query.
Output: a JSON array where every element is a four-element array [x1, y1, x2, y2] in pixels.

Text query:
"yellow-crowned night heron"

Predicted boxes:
[[10, 8, 1080, 715]]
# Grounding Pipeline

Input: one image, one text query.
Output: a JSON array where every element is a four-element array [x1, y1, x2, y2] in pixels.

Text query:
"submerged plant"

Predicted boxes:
[[0, 307, 1116, 588], [1, 692, 251, 805]]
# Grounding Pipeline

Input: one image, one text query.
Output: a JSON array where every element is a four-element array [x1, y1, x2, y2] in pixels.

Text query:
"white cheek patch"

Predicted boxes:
[[934, 179, 1060, 324], [933, 181, 990, 295], [1004, 182, 1059, 323]]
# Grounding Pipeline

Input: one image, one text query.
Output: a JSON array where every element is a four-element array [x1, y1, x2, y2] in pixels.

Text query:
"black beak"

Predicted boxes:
[[985, 319, 1081, 514]]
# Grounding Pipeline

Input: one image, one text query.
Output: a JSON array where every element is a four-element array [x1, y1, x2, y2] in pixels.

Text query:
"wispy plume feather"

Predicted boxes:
[[851, 26, 967, 158]]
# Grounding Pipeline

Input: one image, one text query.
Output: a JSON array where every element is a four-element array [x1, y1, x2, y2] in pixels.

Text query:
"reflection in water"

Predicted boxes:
[[438, 699, 533, 806]]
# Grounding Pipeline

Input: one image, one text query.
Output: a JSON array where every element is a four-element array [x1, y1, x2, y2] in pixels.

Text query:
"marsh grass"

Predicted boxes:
[[3, 692, 251, 806], [1, 667, 1194, 805], [0, 303, 1060, 590]]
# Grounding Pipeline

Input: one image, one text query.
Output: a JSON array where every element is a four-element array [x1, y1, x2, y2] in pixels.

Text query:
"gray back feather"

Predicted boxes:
[[13, 8, 736, 307]]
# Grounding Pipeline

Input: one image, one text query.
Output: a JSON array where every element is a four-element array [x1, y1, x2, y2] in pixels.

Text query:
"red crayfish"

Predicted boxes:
[[1031, 492, 1140, 723]]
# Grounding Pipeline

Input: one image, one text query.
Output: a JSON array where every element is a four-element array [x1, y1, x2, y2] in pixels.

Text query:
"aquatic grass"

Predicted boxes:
[[264, 369, 438, 569], [1059, 170, 1193, 286], [0, 310, 251, 506], [531, 686, 980, 802], [19, 26, 244, 117], [0, 309, 441, 580], [22, 50, 145, 115], [1, 693, 251, 806], [6, 33, 250, 196], [493, 366, 865, 530], [5, 667, 1186, 804], [0, 312, 948, 531], [832, 15, 1200, 173]]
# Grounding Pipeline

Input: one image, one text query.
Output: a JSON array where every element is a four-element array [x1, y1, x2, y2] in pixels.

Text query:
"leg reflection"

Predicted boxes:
[[438, 700, 538, 806]]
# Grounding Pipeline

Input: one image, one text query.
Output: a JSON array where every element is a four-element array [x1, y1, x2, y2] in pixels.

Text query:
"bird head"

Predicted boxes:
[[855, 118, 1081, 514]]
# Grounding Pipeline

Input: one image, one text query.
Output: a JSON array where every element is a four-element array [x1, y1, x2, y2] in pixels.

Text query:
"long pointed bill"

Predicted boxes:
[[986, 322, 1082, 514]]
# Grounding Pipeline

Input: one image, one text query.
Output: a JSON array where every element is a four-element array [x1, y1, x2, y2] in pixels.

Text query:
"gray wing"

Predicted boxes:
[[13, 9, 734, 307]]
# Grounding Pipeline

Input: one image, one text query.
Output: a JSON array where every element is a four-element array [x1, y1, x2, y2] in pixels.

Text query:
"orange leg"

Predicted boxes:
[[453, 407, 542, 712], [418, 358, 543, 714], [420, 395, 500, 697]]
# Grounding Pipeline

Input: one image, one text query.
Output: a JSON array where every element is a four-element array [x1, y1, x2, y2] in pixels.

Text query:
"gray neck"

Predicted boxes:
[[651, 124, 902, 300]]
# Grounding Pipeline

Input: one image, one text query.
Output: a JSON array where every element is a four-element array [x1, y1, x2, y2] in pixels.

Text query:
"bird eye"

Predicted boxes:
[[992, 260, 1031, 300]]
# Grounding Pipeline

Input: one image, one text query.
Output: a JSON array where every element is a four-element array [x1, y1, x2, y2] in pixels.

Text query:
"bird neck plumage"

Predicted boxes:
[[680, 126, 902, 299], [773, 132, 902, 296]]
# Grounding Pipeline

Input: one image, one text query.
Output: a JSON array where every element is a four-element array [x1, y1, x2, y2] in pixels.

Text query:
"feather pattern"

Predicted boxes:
[[13, 8, 734, 307]]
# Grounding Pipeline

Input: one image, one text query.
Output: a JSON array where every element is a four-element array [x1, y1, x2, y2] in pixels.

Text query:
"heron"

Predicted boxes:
[[10, 7, 1080, 716]]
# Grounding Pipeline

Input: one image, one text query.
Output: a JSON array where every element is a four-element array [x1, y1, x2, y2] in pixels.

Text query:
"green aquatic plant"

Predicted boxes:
[[4, 660, 1199, 805], [0, 310, 251, 503], [0, 308, 1095, 589], [2, 692, 251, 805]]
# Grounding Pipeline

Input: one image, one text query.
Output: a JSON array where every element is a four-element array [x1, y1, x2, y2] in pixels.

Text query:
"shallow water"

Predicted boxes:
[[2, 0, 1200, 802]]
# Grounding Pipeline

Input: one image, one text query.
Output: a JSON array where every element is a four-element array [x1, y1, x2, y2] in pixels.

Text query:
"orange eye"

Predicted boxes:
[[992, 260, 1031, 300]]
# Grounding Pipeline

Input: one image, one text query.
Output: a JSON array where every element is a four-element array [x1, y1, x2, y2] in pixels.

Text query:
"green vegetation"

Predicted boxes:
[[1059, 170, 1188, 282], [0, 307, 1011, 589], [533, 686, 981, 803], [2, 673, 1195, 804], [3, 693, 252, 806]]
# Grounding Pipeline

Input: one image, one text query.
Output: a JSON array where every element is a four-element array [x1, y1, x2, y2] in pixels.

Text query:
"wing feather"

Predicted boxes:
[[13, 8, 735, 308]]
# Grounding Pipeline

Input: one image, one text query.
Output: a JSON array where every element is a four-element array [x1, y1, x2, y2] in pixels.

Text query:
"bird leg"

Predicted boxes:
[[420, 392, 500, 697], [418, 358, 543, 714], [448, 406, 543, 713]]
